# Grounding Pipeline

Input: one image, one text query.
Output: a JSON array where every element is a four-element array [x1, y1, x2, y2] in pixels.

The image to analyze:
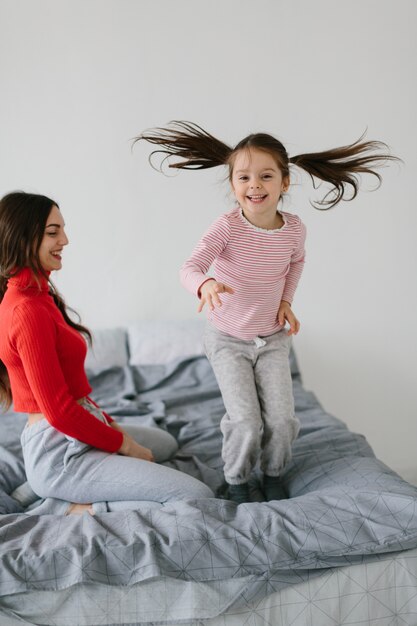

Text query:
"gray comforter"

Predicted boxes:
[[1, 355, 417, 597]]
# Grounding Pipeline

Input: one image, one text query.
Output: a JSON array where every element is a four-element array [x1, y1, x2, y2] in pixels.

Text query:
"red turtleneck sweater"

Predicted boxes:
[[0, 269, 123, 453]]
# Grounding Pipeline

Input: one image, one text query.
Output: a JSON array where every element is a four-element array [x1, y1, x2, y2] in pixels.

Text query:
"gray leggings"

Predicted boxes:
[[19, 400, 214, 513], [204, 323, 299, 485]]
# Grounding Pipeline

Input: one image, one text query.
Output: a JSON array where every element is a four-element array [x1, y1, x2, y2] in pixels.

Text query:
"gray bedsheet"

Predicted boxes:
[[1, 355, 417, 599]]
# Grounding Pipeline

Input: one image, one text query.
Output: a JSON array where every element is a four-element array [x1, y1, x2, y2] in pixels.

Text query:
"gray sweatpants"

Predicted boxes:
[[204, 323, 300, 485], [20, 398, 214, 511]]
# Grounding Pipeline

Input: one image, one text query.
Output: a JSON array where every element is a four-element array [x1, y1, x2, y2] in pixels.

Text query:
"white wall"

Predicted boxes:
[[1, 0, 416, 482]]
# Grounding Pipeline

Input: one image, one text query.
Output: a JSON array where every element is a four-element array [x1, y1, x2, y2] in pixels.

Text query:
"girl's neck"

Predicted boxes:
[[240, 207, 284, 231]]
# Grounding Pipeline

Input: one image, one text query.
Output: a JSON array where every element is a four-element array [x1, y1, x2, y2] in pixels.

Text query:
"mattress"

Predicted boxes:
[[1, 547, 417, 625]]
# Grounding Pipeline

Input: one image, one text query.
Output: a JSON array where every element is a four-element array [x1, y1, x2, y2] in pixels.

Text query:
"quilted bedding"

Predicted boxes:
[[1, 323, 416, 605]]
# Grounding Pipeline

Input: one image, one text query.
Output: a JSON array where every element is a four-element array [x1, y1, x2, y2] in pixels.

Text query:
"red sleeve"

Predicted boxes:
[[12, 304, 123, 453]]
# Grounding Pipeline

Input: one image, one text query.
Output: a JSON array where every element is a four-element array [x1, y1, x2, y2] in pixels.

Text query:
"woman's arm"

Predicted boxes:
[[12, 303, 123, 453]]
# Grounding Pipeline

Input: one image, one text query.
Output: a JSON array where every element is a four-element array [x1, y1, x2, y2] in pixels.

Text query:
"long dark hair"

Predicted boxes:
[[134, 121, 400, 209], [0, 191, 91, 410]]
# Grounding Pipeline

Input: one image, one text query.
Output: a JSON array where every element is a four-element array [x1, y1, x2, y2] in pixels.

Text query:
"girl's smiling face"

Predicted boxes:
[[38, 205, 69, 272], [231, 148, 289, 226]]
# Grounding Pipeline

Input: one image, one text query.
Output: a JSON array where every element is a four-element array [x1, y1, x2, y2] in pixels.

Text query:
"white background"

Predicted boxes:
[[1, 0, 416, 482]]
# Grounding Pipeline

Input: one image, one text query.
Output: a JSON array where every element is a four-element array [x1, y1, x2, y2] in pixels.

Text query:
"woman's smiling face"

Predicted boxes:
[[38, 205, 69, 272]]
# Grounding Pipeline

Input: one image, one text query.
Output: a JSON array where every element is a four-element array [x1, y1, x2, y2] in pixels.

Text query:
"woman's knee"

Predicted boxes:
[[124, 425, 179, 462], [197, 484, 215, 499], [148, 428, 178, 463], [152, 430, 179, 463], [181, 480, 214, 500]]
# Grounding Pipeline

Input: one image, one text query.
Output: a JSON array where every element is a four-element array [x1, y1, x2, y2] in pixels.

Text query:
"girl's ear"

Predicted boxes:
[[282, 175, 290, 193]]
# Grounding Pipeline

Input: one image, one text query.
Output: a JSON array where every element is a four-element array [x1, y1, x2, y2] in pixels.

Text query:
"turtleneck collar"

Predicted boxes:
[[7, 268, 51, 292]]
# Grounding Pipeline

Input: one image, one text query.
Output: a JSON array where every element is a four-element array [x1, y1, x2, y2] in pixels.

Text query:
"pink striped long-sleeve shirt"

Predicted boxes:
[[180, 207, 306, 340]]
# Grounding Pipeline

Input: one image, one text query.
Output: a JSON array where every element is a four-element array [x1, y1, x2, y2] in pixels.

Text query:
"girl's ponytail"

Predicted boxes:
[[289, 135, 400, 208], [134, 121, 232, 170], [137, 121, 400, 209]]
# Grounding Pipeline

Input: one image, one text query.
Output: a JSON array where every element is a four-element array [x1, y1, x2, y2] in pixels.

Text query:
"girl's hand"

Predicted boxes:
[[278, 301, 300, 335], [115, 428, 155, 462], [198, 279, 234, 312]]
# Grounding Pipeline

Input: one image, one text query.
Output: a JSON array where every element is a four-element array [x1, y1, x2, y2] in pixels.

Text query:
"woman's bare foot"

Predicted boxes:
[[66, 503, 94, 515]]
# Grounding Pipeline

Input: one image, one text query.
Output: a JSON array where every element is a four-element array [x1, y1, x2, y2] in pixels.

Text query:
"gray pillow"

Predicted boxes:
[[85, 327, 129, 374], [127, 320, 205, 366], [127, 320, 300, 377]]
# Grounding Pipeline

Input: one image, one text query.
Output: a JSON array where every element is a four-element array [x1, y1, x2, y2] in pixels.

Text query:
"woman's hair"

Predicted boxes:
[[134, 121, 400, 209], [0, 191, 91, 410]]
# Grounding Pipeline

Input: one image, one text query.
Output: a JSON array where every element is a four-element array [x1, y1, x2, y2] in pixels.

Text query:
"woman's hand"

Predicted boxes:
[[278, 301, 300, 335], [112, 423, 154, 461], [198, 279, 234, 312]]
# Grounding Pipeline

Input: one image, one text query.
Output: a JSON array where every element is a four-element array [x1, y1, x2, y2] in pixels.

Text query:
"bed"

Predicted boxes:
[[1, 320, 417, 626]]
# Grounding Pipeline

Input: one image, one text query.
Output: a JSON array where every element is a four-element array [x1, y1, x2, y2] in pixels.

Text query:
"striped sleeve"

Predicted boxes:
[[180, 214, 231, 296], [281, 219, 307, 304]]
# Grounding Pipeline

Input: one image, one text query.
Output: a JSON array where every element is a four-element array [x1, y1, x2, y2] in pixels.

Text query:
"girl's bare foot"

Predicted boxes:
[[66, 503, 94, 515]]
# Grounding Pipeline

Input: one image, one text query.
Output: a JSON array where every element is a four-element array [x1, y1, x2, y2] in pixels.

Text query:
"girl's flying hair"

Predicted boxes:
[[134, 121, 400, 209]]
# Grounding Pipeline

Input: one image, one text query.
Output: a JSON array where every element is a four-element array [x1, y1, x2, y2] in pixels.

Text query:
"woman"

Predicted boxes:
[[0, 191, 213, 515]]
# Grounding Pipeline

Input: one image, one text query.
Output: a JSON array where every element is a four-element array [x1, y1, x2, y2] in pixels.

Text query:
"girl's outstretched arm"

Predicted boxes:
[[180, 214, 231, 297]]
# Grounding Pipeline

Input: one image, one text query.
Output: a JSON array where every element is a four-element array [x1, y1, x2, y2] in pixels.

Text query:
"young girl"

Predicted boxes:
[[136, 121, 398, 504], [0, 191, 214, 515]]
